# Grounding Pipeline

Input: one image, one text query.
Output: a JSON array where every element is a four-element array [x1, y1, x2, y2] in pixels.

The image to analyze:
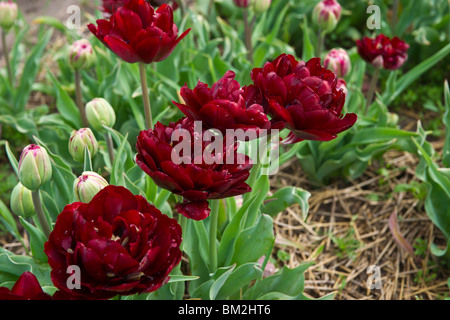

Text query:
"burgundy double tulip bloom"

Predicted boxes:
[[173, 71, 271, 138], [0, 272, 52, 300], [251, 53, 357, 143], [356, 34, 409, 70], [89, 0, 190, 64], [44, 185, 182, 300], [136, 118, 252, 221], [101, 0, 177, 15], [101, 0, 127, 15]]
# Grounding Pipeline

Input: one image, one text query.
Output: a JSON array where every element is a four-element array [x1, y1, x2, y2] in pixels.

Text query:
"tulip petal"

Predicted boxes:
[[104, 35, 140, 63], [175, 200, 211, 221]]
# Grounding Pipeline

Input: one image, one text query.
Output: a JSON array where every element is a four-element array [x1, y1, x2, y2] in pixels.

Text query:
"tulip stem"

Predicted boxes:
[[174, 214, 187, 299], [175, 0, 186, 16], [243, 160, 262, 203], [243, 8, 253, 64], [209, 199, 220, 272], [104, 132, 115, 167], [2, 29, 13, 86], [391, 0, 400, 34], [31, 189, 51, 239], [74, 70, 89, 127], [155, 189, 171, 209], [207, 0, 214, 20], [139, 63, 153, 130], [365, 67, 380, 115], [316, 30, 325, 58]]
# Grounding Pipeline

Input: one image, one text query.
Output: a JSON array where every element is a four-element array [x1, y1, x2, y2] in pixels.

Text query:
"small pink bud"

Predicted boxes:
[[0, 0, 18, 30], [312, 0, 341, 34], [233, 0, 250, 8], [18, 144, 52, 191], [257, 256, 277, 278], [252, 0, 271, 13], [336, 78, 348, 96], [323, 48, 351, 78], [69, 128, 99, 163], [68, 39, 96, 70], [73, 171, 109, 203]]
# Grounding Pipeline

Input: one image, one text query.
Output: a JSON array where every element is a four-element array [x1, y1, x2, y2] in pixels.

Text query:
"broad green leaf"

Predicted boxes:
[[301, 17, 315, 61], [13, 29, 53, 112], [230, 214, 274, 266], [183, 218, 211, 296], [10, 26, 30, 82], [110, 132, 130, 186], [47, 71, 82, 129], [33, 16, 69, 32], [0, 253, 52, 288], [0, 140, 19, 177], [209, 264, 235, 300], [412, 138, 450, 264], [443, 80, 450, 167], [0, 199, 20, 240], [261, 186, 311, 220], [167, 275, 200, 283], [34, 136, 77, 212], [351, 127, 419, 145], [218, 173, 270, 267], [244, 173, 270, 228], [243, 262, 313, 300], [382, 43, 450, 105], [19, 217, 48, 263], [214, 263, 263, 300]]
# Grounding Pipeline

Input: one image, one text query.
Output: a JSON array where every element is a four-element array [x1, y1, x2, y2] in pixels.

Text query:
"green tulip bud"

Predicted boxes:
[[0, 0, 18, 31], [85, 98, 116, 133], [73, 171, 109, 203], [386, 112, 399, 127], [68, 39, 96, 70], [251, 0, 271, 14], [69, 128, 99, 163], [10, 182, 35, 218], [18, 144, 52, 191]]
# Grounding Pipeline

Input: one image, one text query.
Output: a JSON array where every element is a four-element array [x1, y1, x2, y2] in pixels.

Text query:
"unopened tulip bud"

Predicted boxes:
[[85, 98, 116, 133], [387, 112, 399, 127], [233, 0, 250, 8], [323, 48, 351, 78], [73, 171, 109, 203], [69, 128, 99, 163], [0, 0, 18, 31], [336, 78, 348, 96], [18, 144, 52, 191], [10, 182, 35, 218], [251, 0, 271, 13], [68, 39, 96, 70], [312, 0, 341, 34]]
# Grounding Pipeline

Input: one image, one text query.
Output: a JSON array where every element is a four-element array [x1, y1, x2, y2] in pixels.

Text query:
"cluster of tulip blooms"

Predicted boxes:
[[1, 0, 409, 300]]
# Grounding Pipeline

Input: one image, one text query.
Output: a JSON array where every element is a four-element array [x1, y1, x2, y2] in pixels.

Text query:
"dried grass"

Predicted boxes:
[[272, 140, 450, 300]]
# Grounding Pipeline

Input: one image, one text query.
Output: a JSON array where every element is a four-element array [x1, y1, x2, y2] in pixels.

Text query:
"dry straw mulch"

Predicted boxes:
[[272, 138, 450, 300]]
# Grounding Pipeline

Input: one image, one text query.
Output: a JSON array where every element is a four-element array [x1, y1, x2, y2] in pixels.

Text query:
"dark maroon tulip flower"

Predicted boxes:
[[147, 0, 179, 9], [233, 0, 251, 8], [136, 117, 252, 221], [173, 71, 271, 138], [89, 0, 190, 64], [44, 185, 182, 300], [251, 53, 357, 144], [0, 272, 52, 300], [356, 34, 409, 70], [101, 0, 128, 15], [101, 0, 178, 16]]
